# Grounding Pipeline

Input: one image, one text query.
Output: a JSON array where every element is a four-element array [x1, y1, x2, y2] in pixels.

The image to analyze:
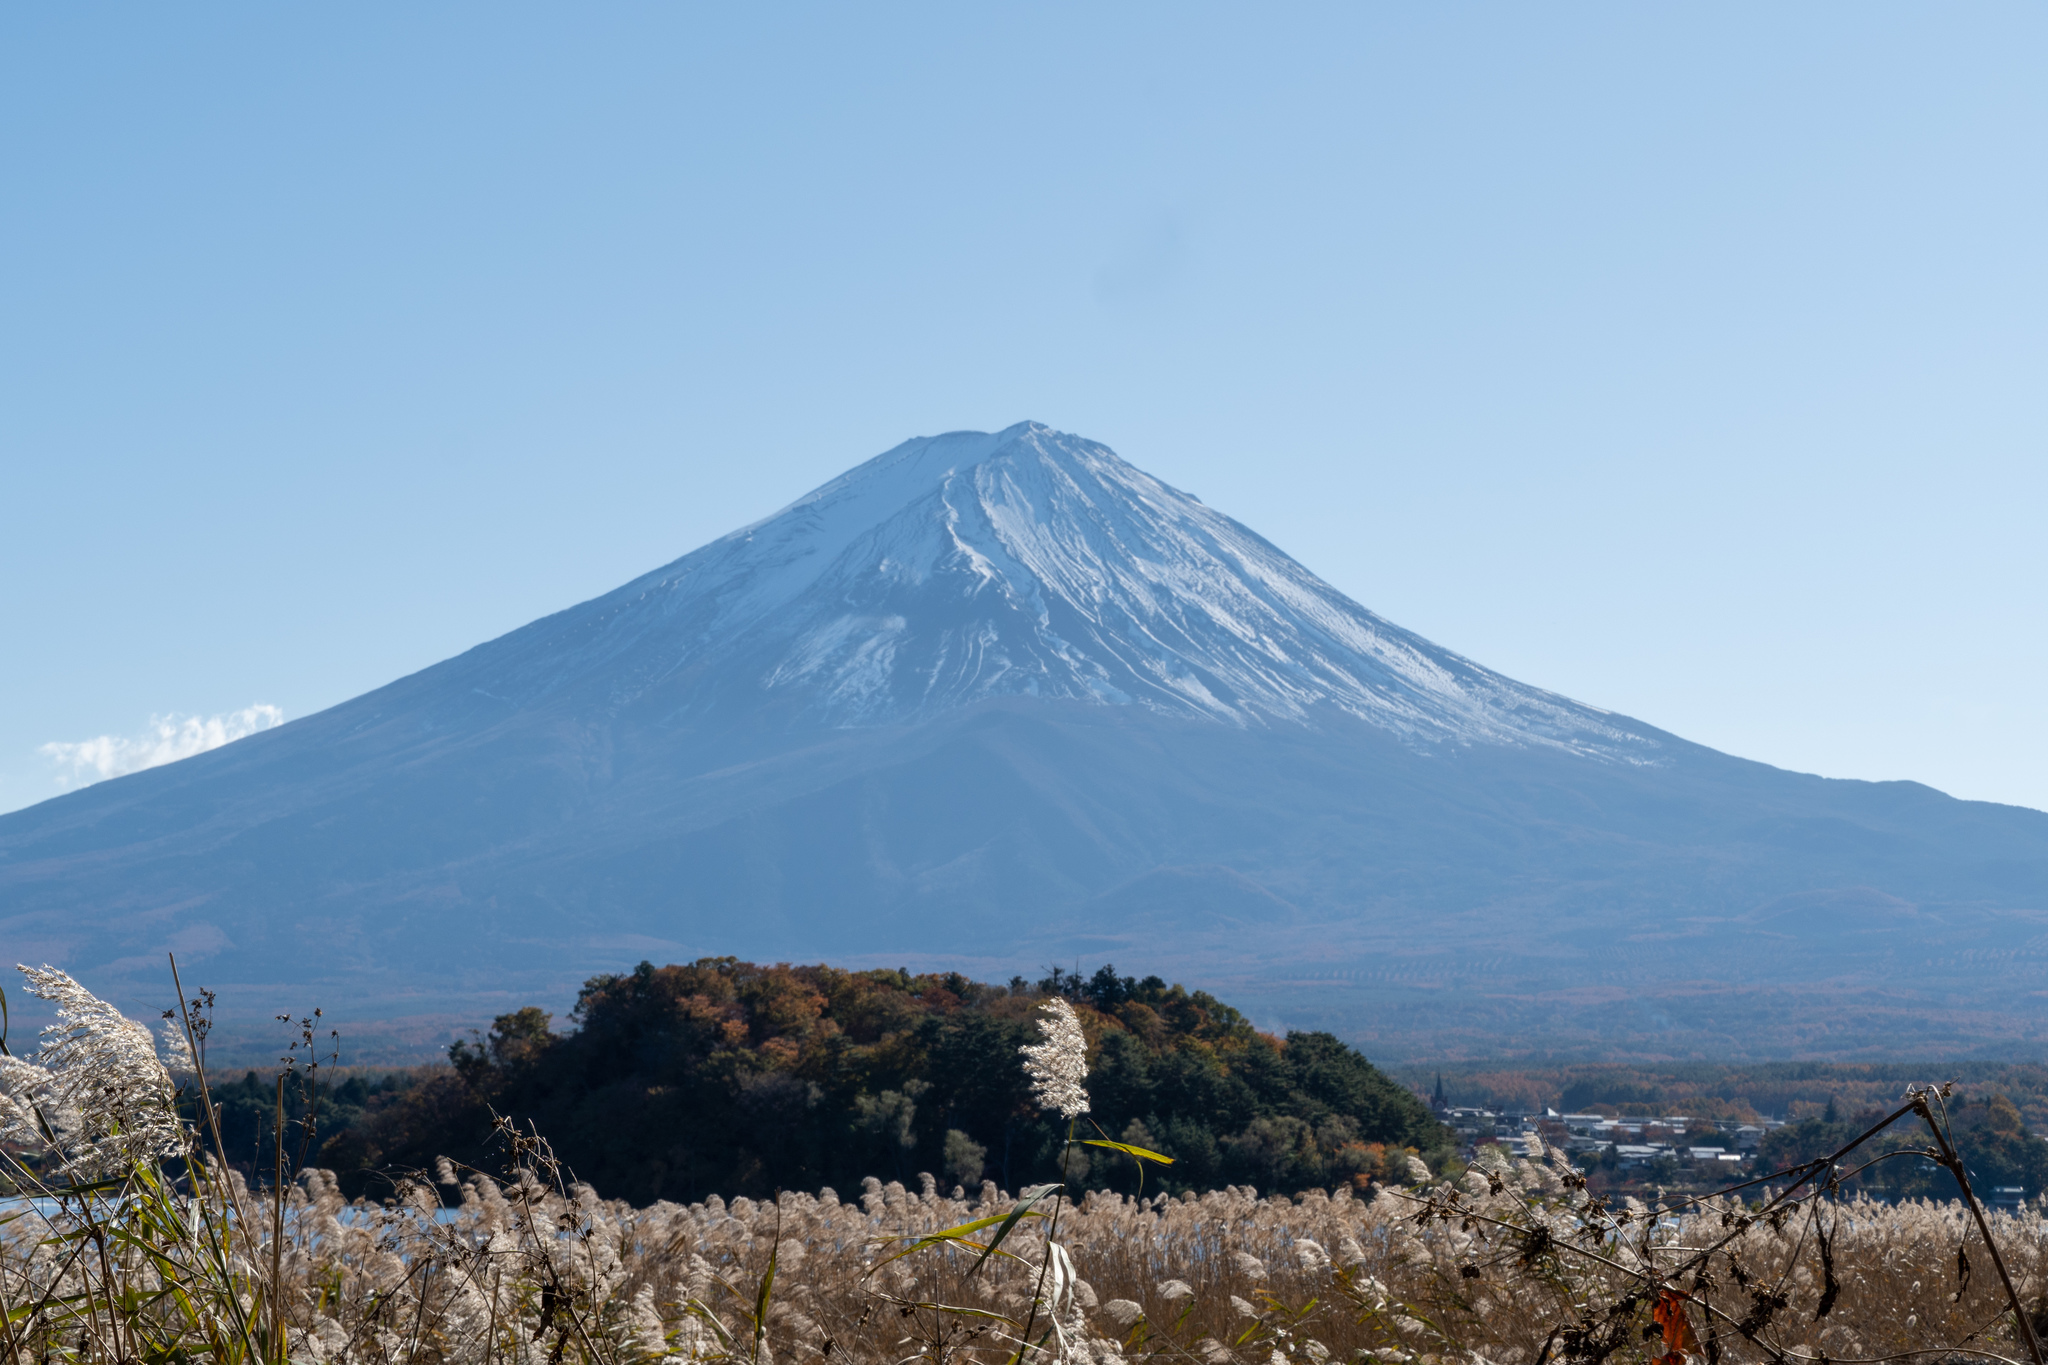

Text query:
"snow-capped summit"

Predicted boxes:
[[457, 422, 1654, 759]]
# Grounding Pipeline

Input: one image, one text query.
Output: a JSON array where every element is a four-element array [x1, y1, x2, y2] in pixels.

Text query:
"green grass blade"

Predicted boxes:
[[685, 1299, 736, 1352], [868, 1209, 1048, 1272], [753, 1239, 777, 1356], [1080, 1139, 1174, 1164], [880, 1299, 1018, 1323], [970, 1183, 1060, 1279]]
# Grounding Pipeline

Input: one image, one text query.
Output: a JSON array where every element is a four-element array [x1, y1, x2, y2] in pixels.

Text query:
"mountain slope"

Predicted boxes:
[[3, 423, 2045, 1060]]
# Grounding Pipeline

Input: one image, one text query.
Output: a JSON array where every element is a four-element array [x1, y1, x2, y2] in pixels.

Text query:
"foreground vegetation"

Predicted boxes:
[[7, 961, 2048, 1365], [19, 1149, 2048, 1365]]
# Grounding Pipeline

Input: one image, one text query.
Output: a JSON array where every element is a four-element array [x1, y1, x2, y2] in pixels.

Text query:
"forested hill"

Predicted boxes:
[[314, 960, 1450, 1203]]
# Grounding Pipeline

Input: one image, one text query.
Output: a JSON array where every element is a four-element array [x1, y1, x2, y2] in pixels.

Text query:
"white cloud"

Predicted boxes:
[[40, 705, 285, 788]]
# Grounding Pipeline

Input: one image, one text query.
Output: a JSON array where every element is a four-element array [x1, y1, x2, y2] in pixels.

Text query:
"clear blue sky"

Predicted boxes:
[[4, 4, 2043, 815]]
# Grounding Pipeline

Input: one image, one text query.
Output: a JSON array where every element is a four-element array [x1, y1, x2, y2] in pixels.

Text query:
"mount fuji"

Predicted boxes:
[[5, 423, 2047, 1060]]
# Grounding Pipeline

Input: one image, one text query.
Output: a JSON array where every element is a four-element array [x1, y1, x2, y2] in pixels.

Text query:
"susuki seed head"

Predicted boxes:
[[3, 964, 184, 1181], [1020, 997, 1091, 1119]]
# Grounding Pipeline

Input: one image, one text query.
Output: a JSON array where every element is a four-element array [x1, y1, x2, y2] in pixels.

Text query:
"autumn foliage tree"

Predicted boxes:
[[320, 958, 1450, 1202]]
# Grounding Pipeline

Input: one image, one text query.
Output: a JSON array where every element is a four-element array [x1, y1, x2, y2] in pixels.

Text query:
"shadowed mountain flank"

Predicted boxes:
[[3, 423, 2045, 1059]]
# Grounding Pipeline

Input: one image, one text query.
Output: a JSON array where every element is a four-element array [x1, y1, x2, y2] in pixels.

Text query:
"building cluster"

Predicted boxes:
[[1425, 1083, 2033, 1209], [1432, 1093, 1784, 1171]]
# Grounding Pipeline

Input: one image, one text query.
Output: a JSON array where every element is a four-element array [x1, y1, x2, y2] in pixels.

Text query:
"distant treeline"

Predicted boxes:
[[200, 1068, 419, 1175], [1753, 1094, 2048, 1201], [276, 960, 1448, 1203]]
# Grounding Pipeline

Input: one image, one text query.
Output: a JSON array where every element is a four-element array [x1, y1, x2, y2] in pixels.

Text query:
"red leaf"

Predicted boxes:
[[1654, 1289, 1700, 1360]]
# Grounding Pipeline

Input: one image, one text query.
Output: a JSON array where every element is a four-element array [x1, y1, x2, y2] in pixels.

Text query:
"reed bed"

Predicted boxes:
[[9, 1157, 2044, 1364]]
